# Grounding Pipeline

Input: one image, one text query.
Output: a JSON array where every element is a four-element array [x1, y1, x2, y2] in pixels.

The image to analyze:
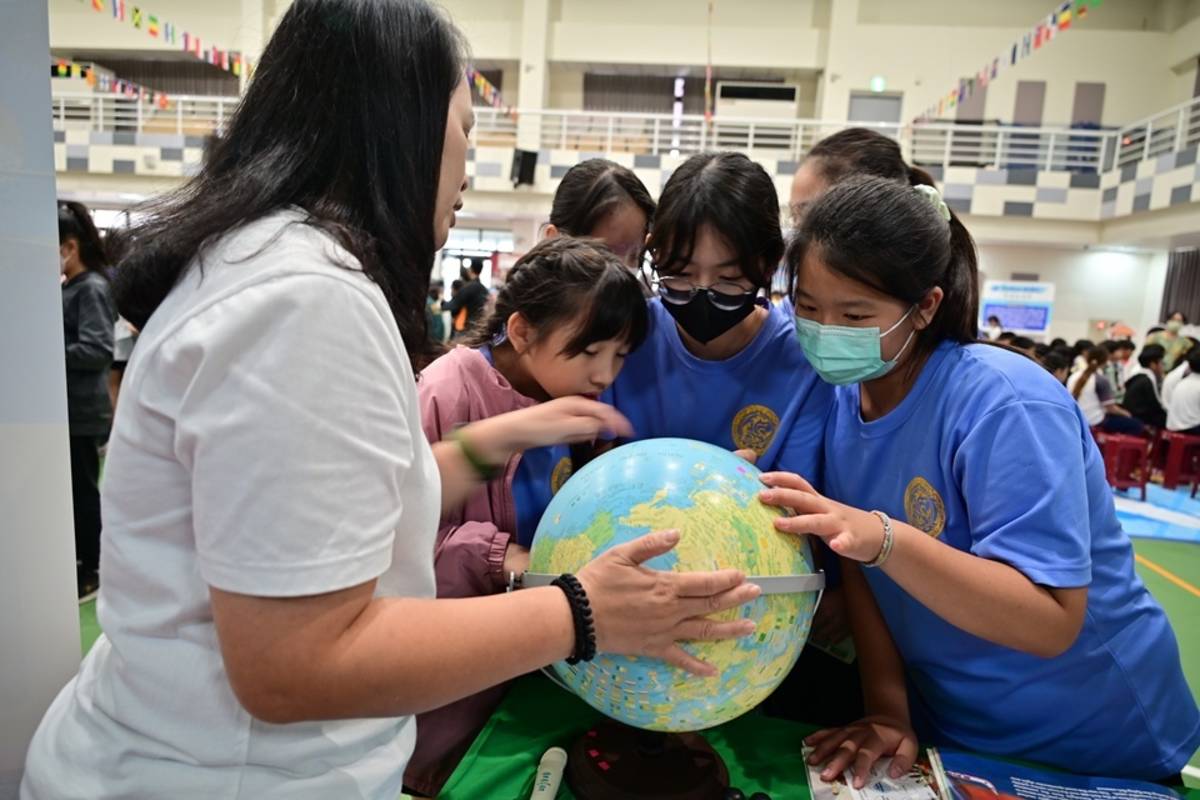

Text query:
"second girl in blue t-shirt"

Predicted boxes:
[[762, 175, 1199, 784]]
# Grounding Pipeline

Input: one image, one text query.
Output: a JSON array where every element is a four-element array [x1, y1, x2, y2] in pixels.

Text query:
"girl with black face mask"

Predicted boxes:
[[604, 152, 833, 478]]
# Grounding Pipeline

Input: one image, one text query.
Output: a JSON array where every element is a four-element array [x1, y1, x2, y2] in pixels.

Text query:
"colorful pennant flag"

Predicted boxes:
[[1057, 1, 1073, 28], [465, 66, 517, 119], [917, 0, 1099, 124], [84, 0, 249, 77]]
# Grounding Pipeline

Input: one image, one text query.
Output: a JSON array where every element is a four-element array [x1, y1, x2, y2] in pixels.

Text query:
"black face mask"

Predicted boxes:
[[660, 293, 758, 345]]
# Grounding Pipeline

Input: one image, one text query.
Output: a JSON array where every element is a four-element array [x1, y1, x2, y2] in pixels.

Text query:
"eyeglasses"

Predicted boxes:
[[656, 276, 757, 311]]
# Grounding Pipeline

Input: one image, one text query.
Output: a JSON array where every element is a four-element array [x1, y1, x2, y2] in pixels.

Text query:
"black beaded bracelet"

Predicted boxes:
[[551, 574, 597, 664]]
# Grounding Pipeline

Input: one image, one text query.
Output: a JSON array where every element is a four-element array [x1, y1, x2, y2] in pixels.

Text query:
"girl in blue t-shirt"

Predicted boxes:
[[761, 175, 1199, 784], [605, 151, 833, 479], [603, 152, 849, 726]]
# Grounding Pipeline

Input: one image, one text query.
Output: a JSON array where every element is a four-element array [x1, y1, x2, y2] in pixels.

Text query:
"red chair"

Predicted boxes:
[[1160, 431, 1200, 490], [1096, 433, 1149, 500]]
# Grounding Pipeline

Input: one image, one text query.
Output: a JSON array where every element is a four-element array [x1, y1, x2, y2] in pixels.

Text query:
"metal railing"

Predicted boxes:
[[51, 91, 1200, 175], [908, 122, 1112, 173], [1113, 96, 1200, 168], [519, 109, 1112, 172], [53, 92, 239, 137]]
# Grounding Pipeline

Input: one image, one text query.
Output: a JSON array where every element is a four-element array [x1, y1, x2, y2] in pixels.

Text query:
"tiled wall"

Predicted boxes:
[[55, 133, 1200, 223], [54, 129, 205, 178], [1100, 147, 1199, 219]]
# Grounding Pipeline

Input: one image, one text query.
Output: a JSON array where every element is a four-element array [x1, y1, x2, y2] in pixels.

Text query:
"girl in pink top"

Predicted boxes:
[[407, 236, 649, 795]]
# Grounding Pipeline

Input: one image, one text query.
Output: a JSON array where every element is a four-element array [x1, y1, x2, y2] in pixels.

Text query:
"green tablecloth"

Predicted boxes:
[[439, 673, 818, 800], [438, 674, 1200, 800]]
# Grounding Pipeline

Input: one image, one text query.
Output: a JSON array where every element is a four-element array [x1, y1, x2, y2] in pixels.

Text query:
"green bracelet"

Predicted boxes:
[[451, 428, 503, 481]]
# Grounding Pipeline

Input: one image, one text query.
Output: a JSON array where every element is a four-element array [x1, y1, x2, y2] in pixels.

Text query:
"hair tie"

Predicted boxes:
[[913, 184, 951, 223]]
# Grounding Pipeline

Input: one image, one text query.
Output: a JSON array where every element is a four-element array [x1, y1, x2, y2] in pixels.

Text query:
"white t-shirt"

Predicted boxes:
[[1068, 370, 1114, 427], [1162, 363, 1190, 406], [22, 210, 440, 799], [1167, 374, 1200, 432]]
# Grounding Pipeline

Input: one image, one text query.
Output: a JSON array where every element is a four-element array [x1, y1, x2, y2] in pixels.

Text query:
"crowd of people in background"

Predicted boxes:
[[985, 313, 1200, 443]]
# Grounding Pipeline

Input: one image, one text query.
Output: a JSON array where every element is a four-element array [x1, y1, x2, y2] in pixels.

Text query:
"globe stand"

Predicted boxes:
[[566, 721, 730, 800]]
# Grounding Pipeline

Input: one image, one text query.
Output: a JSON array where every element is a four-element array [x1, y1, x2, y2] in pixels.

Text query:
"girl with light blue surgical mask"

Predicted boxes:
[[763, 176, 1199, 787]]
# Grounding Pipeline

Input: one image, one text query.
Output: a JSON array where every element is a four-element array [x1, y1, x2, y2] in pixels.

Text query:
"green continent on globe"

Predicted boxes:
[[528, 438, 819, 733], [529, 510, 617, 575]]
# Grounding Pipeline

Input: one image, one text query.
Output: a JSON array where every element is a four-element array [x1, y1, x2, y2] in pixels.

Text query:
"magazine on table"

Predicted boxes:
[[803, 745, 944, 800], [803, 746, 1182, 800], [934, 749, 1181, 800]]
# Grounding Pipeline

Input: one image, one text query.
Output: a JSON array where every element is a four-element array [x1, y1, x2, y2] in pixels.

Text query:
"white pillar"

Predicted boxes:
[[240, 0, 267, 94], [0, 1, 84, 797], [816, 0, 860, 121], [516, 0, 550, 152]]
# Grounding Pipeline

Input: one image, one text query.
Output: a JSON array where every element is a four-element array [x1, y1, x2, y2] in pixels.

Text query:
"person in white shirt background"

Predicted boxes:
[[1161, 337, 1200, 407], [1166, 348, 1200, 436], [984, 314, 1003, 341], [1068, 346, 1144, 436], [18, 2, 761, 798]]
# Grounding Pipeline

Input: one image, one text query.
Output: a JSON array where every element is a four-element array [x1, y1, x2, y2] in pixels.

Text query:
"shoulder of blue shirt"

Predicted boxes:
[[937, 341, 1082, 416]]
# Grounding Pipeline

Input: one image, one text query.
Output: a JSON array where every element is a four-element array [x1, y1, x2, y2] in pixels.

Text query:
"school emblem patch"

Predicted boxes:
[[550, 456, 574, 495], [731, 404, 780, 457], [904, 477, 945, 538]]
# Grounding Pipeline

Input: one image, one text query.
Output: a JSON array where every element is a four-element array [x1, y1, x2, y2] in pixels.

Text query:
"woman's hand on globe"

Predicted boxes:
[[758, 472, 886, 564], [575, 529, 761, 677], [804, 715, 918, 788]]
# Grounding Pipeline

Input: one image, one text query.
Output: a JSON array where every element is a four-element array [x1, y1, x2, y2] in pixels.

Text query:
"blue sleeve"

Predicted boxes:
[[952, 400, 1092, 588], [769, 379, 834, 490]]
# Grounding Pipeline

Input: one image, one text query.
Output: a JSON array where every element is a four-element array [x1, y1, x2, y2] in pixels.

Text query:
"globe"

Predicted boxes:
[[529, 437, 819, 732]]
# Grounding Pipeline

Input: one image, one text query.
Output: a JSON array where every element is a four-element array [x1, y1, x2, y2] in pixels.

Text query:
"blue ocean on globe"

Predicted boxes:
[[529, 437, 819, 732]]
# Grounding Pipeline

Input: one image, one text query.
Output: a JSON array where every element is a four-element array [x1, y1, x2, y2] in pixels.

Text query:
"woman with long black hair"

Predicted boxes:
[[58, 200, 116, 599], [20, 3, 757, 798]]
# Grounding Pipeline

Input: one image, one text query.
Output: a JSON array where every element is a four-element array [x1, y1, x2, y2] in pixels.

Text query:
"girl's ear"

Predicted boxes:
[[914, 286, 945, 331], [506, 311, 535, 354], [543, 224, 561, 241]]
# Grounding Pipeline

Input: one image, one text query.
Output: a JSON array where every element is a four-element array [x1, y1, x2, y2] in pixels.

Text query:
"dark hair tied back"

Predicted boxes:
[[58, 200, 109, 273], [464, 237, 649, 357], [786, 175, 979, 355], [550, 159, 655, 239]]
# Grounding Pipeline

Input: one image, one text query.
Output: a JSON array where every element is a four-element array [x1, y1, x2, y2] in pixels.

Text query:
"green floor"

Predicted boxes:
[[77, 538, 1200, 784]]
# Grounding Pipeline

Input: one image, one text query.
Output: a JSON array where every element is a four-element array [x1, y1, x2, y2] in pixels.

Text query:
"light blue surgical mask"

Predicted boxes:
[[794, 307, 917, 385]]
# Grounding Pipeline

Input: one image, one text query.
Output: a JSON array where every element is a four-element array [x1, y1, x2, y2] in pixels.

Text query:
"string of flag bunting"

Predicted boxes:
[[52, 58, 172, 110], [81, 0, 250, 78], [466, 66, 516, 119], [915, 0, 1102, 123]]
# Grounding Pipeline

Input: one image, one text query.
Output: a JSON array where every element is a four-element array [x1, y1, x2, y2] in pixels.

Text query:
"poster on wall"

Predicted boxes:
[[980, 280, 1055, 335]]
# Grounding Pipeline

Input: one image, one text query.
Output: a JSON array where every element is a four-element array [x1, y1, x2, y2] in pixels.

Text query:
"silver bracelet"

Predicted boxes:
[[864, 510, 894, 568]]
